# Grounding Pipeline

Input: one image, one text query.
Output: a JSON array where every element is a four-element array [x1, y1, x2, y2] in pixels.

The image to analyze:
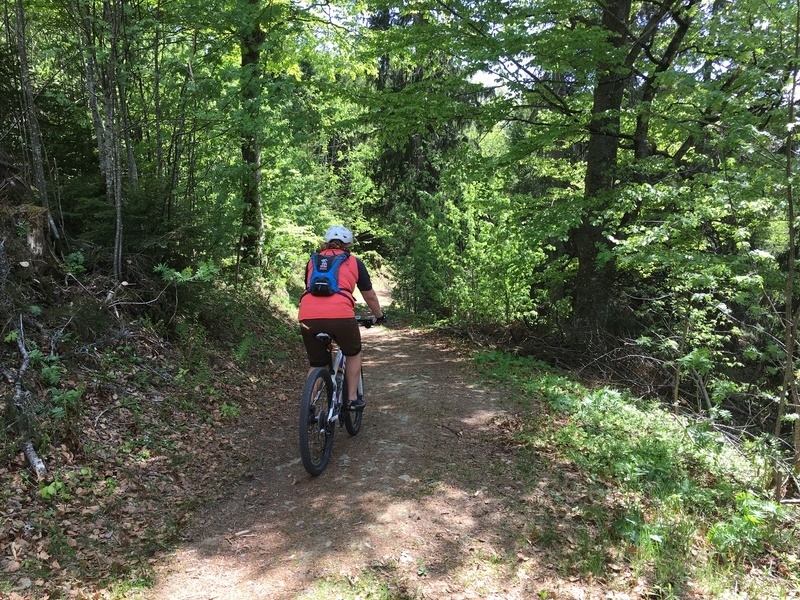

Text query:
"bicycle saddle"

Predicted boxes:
[[315, 332, 332, 344]]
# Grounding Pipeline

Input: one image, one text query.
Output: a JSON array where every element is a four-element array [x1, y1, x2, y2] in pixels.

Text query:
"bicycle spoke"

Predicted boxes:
[[299, 368, 335, 476]]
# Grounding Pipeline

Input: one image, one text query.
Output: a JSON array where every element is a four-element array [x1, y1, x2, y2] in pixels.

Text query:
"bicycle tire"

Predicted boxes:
[[343, 368, 364, 436], [299, 367, 335, 476]]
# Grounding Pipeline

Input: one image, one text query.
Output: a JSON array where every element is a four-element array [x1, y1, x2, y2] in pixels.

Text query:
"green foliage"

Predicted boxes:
[[550, 386, 744, 511], [377, 135, 549, 324], [40, 361, 62, 386], [19, 347, 86, 448], [65, 252, 86, 275], [475, 349, 796, 592], [219, 402, 241, 420], [473, 350, 579, 411], [355, 0, 800, 477], [6, 0, 800, 595], [9, 0, 800, 510], [48, 388, 81, 421], [39, 478, 69, 500], [232, 333, 256, 366], [614, 172, 787, 423], [154, 262, 219, 284], [707, 492, 786, 563]]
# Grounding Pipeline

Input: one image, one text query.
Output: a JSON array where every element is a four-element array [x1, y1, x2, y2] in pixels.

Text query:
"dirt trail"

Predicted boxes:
[[143, 326, 590, 600]]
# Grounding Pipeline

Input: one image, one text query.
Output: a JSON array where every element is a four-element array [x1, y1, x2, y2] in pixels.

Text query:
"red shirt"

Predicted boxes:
[[298, 249, 361, 320]]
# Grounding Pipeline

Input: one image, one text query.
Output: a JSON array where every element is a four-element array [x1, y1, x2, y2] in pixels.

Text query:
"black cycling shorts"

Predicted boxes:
[[300, 318, 362, 367]]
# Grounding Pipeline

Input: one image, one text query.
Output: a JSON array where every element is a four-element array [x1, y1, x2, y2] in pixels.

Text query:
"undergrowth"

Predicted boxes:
[[474, 350, 800, 598], [1, 270, 303, 598]]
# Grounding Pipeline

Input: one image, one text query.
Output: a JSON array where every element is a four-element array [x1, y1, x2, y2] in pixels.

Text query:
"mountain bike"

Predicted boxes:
[[299, 316, 381, 476]]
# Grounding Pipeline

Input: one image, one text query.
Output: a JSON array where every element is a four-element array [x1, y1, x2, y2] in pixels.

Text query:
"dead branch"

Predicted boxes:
[[22, 441, 46, 480], [11, 316, 48, 480]]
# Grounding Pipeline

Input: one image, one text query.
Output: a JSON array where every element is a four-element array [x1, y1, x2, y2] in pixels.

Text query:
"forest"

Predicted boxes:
[[1, 0, 800, 594]]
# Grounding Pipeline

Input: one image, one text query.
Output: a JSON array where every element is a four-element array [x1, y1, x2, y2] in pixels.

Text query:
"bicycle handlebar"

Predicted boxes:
[[356, 314, 387, 328]]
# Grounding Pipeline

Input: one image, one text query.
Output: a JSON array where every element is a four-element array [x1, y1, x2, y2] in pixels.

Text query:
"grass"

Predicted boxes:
[[474, 349, 800, 598], [296, 566, 417, 599]]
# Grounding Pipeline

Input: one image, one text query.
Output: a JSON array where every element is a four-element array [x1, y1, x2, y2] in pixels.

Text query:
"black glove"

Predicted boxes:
[[372, 314, 387, 326]]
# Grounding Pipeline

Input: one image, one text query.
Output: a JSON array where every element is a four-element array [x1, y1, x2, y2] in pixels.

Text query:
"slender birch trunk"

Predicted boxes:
[[72, 0, 125, 280], [14, 0, 61, 247]]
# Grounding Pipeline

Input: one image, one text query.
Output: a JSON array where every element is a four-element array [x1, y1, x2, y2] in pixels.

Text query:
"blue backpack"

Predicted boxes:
[[305, 252, 351, 298]]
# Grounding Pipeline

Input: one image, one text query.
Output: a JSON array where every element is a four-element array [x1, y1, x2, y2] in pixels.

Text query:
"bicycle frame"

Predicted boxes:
[[299, 317, 372, 476], [318, 337, 363, 424], [327, 343, 346, 423]]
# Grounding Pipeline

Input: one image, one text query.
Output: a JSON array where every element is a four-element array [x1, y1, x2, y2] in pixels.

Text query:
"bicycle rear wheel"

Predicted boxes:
[[299, 367, 335, 476], [344, 368, 364, 436]]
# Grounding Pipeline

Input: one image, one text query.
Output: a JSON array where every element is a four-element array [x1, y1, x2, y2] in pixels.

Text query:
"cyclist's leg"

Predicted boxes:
[[300, 320, 330, 384], [345, 351, 361, 405], [300, 320, 329, 365], [343, 366, 363, 436], [324, 319, 362, 407]]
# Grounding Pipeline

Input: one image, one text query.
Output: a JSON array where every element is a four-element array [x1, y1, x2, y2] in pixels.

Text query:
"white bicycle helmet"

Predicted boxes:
[[323, 225, 354, 244]]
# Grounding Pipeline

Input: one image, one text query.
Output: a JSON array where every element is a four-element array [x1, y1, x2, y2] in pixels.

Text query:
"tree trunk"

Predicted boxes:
[[632, 2, 696, 164], [74, 1, 108, 178], [790, 0, 800, 486], [781, 3, 800, 492], [14, 0, 61, 247], [153, 3, 165, 216], [72, 0, 126, 280], [107, 0, 124, 281], [570, 0, 633, 327], [238, 0, 265, 269]]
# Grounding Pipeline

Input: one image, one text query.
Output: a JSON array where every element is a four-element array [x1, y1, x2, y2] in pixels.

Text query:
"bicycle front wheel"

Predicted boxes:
[[344, 368, 364, 436], [299, 367, 335, 476]]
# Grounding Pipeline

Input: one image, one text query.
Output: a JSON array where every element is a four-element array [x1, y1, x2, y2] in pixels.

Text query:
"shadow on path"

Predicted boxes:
[[145, 326, 551, 599]]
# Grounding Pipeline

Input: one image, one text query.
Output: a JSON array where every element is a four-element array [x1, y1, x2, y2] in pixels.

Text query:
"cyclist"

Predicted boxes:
[[298, 225, 386, 410]]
